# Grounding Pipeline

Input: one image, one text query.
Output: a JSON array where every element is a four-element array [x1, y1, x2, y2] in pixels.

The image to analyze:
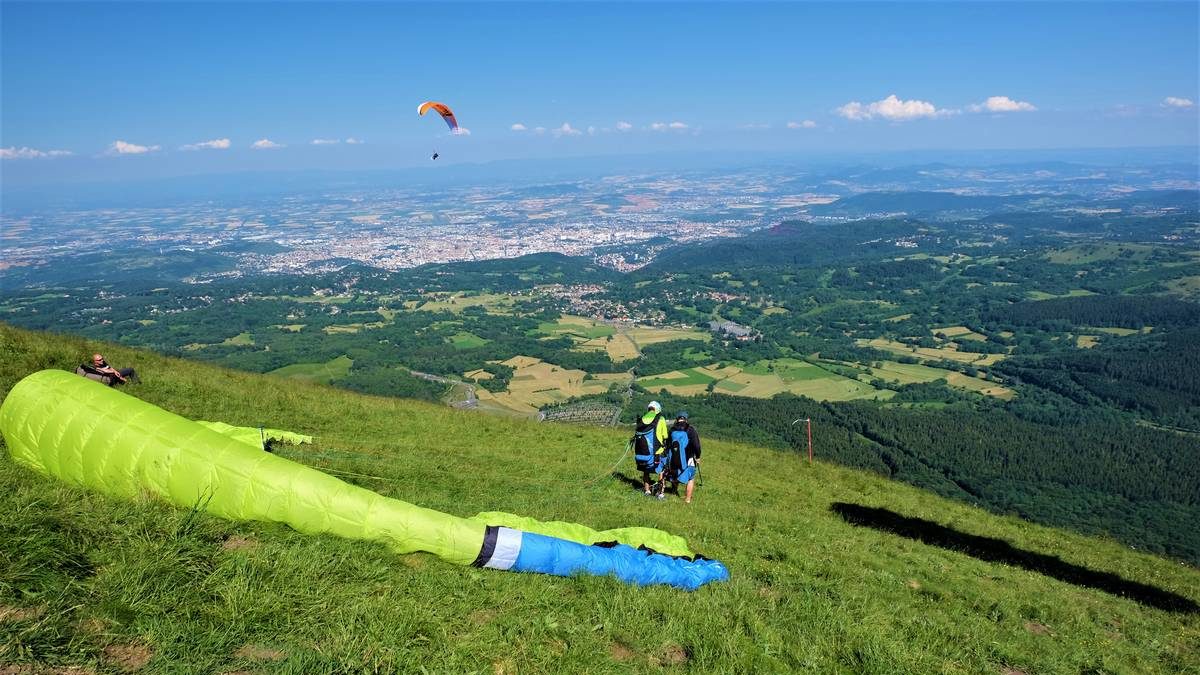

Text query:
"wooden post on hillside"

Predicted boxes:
[[792, 418, 813, 464], [806, 418, 813, 464]]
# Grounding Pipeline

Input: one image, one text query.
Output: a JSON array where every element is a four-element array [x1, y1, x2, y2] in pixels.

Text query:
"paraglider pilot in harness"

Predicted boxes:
[[633, 401, 669, 497], [666, 411, 702, 504]]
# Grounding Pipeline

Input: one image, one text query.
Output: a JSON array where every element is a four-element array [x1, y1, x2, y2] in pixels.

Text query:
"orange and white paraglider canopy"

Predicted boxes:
[[417, 101, 459, 132]]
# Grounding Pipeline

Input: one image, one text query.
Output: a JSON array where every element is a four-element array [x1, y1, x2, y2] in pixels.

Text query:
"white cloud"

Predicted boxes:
[[510, 123, 527, 131], [451, 127, 471, 136], [787, 120, 818, 129], [836, 94, 953, 121], [1163, 96, 1195, 109], [1, 146, 73, 159], [345, 137, 364, 144], [534, 126, 547, 135], [587, 125, 597, 136], [251, 138, 283, 149], [968, 95, 1037, 113], [180, 138, 231, 151], [311, 138, 340, 145], [650, 121, 690, 131], [616, 121, 633, 131], [552, 122, 582, 137], [109, 140, 160, 155], [739, 123, 771, 130]]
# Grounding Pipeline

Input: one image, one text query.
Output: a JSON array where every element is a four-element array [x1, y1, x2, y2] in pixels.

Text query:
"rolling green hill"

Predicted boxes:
[[1, 323, 1198, 673]]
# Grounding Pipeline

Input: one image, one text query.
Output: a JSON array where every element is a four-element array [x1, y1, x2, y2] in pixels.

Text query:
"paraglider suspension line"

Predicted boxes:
[[583, 438, 634, 485]]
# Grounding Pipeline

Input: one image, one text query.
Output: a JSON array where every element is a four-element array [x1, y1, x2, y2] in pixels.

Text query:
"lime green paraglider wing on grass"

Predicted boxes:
[[196, 420, 313, 450], [0, 370, 728, 589], [470, 512, 695, 558], [1, 370, 483, 564]]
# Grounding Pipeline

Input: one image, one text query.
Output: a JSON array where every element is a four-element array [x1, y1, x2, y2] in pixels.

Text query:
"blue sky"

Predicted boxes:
[[1, 1, 1197, 185]]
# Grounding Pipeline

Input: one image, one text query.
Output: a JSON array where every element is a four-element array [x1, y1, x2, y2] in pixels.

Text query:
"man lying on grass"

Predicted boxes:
[[89, 353, 138, 385]]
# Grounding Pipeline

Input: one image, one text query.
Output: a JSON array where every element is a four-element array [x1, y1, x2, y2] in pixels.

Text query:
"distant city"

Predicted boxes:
[[2, 156, 1196, 287], [1, 169, 823, 281]]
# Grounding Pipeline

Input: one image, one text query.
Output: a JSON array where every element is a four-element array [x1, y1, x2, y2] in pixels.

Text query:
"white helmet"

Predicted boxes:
[[647, 401, 662, 412]]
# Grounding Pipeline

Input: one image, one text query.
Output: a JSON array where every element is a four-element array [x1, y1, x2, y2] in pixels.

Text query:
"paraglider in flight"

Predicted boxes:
[[418, 101, 459, 160], [418, 101, 459, 133]]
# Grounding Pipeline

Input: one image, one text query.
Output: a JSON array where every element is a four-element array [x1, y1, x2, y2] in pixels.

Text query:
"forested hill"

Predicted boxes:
[[988, 294, 1200, 329], [647, 219, 952, 270], [1, 324, 1198, 673], [808, 191, 1046, 217]]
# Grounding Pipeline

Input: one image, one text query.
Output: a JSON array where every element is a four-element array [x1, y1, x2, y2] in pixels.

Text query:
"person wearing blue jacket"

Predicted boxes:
[[666, 411, 702, 503]]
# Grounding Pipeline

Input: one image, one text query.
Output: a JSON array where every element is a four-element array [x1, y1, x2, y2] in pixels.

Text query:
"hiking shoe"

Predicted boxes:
[[656, 493, 666, 501]]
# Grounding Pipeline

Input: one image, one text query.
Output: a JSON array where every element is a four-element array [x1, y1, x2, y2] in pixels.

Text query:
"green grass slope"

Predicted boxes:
[[1, 324, 1198, 674]]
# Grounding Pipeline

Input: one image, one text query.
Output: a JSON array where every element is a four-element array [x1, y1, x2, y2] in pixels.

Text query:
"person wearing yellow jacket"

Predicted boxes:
[[632, 400, 670, 497]]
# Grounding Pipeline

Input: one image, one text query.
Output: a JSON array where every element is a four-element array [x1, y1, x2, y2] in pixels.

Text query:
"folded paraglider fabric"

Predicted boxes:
[[468, 511, 697, 559], [196, 420, 313, 449], [0, 370, 729, 589]]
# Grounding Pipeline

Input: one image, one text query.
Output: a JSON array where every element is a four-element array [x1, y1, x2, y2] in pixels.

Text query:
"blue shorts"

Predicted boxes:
[[640, 457, 668, 476], [676, 466, 696, 483]]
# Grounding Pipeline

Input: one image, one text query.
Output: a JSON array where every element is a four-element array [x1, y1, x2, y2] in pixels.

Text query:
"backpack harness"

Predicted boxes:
[[633, 413, 663, 471], [669, 428, 691, 471]]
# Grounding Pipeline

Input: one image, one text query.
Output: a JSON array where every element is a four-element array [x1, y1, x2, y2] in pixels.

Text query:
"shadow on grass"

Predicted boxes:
[[610, 472, 682, 495], [611, 472, 646, 492], [831, 502, 1198, 614]]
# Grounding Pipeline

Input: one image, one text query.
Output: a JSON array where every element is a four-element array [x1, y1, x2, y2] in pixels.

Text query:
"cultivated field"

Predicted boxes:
[[932, 325, 988, 341], [537, 315, 615, 340], [626, 325, 709, 346], [640, 359, 892, 402], [858, 338, 1007, 366], [1045, 242, 1156, 265], [322, 321, 387, 334], [221, 332, 254, 346], [853, 360, 1015, 399], [268, 355, 354, 384], [641, 357, 1016, 402], [1027, 289, 1098, 301], [472, 356, 628, 416], [448, 331, 490, 349], [417, 292, 518, 314], [539, 316, 708, 362], [943, 371, 1016, 399], [260, 293, 354, 305], [1085, 326, 1153, 336]]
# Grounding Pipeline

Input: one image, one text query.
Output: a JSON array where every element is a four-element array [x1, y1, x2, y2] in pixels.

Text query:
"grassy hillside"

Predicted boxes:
[[1, 323, 1197, 674]]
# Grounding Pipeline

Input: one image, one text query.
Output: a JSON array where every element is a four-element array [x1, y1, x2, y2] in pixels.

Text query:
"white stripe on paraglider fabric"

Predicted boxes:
[[483, 527, 523, 571]]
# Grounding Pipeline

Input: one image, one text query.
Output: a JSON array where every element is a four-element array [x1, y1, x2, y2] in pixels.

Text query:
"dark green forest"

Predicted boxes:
[[617, 391, 1200, 563]]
